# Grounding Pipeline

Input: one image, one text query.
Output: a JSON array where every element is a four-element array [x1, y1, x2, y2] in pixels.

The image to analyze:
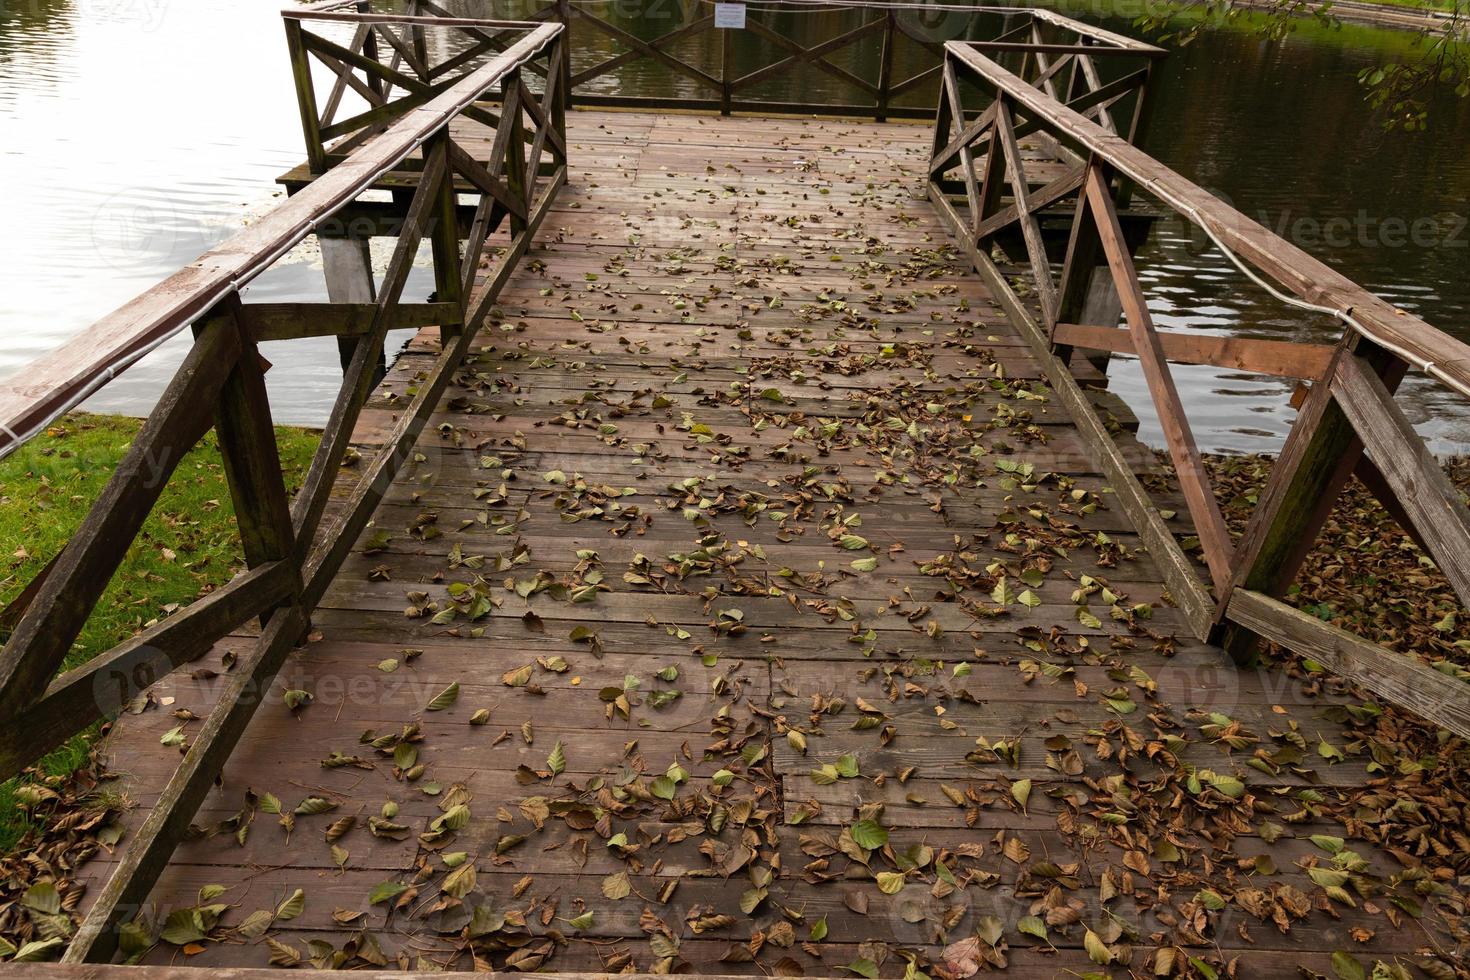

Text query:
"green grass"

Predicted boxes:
[[0, 413, 318, 850]]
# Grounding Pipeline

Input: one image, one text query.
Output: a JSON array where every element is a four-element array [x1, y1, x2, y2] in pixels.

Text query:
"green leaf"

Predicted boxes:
[[275, 888, 305, 921], [1083, 928, 1112, 965], [12, 938, 65, 962], [1017, 915, 1048, 941], [846, 959, 880, 979], [237, 909, 273, 940], [547, 740, 566, 776], [809, 915, 828, 941], [369, 880, 409, 905], [1011, 778, 1031, 809], [1330, 951, 1366, 980], [850, 819, 888, 850], [159, 909, 206, 946], [426, 681, 460, 711]]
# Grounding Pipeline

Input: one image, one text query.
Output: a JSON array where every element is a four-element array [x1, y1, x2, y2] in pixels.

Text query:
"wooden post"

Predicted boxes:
[[1116, 60, 1156, 208], [557, 0, 573, 110], [205, 300, 296, 577], [284, 16, 326, 174], [428, 129, 466, 346], [551, 30, 569, 143], [503, 67, 529, 238], [1053, 157, 1125, 373], [320, 234, 386, 383], [720, 19, 733, 116], [1084, 162, 1235, 591], [357, 0, 384, 101], [875, 10, 895, 123]]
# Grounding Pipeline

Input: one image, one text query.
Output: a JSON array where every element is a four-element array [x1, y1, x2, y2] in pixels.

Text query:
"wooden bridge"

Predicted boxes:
[[2, 2, 1469, 976]]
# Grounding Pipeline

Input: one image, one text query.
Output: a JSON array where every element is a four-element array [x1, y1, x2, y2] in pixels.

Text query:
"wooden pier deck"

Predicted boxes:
[[67, 110, 1462, 975]]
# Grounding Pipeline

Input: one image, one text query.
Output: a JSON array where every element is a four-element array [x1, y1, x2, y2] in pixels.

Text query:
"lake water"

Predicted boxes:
[[1, 0, 1465, 452]]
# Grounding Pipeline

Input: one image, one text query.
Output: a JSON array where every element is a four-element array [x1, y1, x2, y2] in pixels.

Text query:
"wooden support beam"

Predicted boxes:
[[1051, 322, 1336, 380], [241, 300, 462, 343], [1084, 164, 1235, 592], [1330, 353, 1470, 607], [1227, 590, 1470, 741], [1051, 160, 1113, 367], [0, 561, 297, 781], [941, 59, 983, 234], [502, 69, 529, 239], [208, 301, 297, 577], [284, 16, 326, 172], [62, 604, 308, 963], [971, 164, 1085, 244], [0, 323, 241, 714], [928, 184, 1215, 638], [290, 139, 449, 554], [1222, 340, 1406, 661], [995, 101, 1060, 326], [429, 130, 466, 345]]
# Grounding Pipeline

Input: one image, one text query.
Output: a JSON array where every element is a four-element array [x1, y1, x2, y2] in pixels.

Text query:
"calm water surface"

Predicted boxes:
[[0, 0, 1466, 450]]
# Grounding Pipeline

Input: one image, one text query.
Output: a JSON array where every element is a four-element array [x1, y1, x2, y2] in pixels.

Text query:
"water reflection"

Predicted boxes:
[[0, 1, 1464, 450]]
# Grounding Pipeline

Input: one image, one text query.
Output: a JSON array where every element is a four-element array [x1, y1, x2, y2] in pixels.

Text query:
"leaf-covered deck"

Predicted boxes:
[[79, 111, 1461, 976]]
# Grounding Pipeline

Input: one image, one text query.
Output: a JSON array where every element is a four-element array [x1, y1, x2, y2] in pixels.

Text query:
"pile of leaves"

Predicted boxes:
[[0, 745, 124, 961], [1199, 453, 1470, 668]]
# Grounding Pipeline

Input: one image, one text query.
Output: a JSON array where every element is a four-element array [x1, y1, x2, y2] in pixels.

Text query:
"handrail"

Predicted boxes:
[[0, 12, 569, 963], [929, 39, 1470, 742], [944, 42, 1470, 400]]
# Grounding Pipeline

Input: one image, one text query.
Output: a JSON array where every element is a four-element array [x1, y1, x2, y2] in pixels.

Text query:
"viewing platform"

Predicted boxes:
[[1, 3, 1467, 976]]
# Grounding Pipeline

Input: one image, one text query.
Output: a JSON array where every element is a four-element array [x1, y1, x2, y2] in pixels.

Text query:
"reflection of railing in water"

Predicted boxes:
[[931, 40, 1470, 739], [0, 9, 567, 963]]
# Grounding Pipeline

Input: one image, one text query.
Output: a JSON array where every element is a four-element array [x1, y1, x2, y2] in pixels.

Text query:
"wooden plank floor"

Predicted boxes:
[[79, 110, 1459, 975]]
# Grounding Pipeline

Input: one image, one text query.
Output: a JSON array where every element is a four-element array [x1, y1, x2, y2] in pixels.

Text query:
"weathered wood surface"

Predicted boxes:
[[72, 110, 1460, 974]]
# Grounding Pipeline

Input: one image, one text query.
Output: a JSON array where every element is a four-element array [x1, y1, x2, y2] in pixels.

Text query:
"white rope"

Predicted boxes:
[[1156, 187, 1461, 395]]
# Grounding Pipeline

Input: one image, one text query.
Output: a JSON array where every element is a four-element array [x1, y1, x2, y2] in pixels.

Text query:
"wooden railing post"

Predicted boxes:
[[207, 299, 297, 580], [1052, 156, 1122, 372], [503, 67, 530, 238], [428, 128, 466, 346], [721, 19, 734, 116], [320, 234, 385, 380], [357, 0, 384, 101], [553, 0, 573, 110], [876, 9, 895, 122], [284, 16, 326, 173]]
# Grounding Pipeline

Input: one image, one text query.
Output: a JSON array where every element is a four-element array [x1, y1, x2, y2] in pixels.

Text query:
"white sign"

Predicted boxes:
[[714, 3, 746, 29]]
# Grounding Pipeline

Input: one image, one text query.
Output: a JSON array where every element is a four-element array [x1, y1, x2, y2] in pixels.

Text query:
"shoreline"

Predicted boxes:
[[1233, 0, 1458, 30]]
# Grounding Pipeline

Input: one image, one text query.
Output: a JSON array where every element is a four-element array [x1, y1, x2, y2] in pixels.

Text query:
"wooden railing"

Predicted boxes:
[[929, 40, 1470, 740], [338, 0, 1162, 122], [0, 11, 567, 963]]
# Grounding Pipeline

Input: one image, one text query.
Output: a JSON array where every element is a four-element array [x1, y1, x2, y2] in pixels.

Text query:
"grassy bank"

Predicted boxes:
[[0, 413, 317, 851]]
